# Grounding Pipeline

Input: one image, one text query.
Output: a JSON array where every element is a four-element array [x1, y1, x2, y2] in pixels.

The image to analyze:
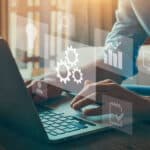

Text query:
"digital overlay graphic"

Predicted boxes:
[[56, 46, 83, 85]]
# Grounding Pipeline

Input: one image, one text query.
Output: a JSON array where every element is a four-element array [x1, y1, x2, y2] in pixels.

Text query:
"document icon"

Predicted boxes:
[[109, 102, 124, 127], [104, 50, 123, 70]]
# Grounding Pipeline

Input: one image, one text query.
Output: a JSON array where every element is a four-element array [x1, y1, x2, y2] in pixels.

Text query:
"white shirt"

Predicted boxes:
[[105, 0, 150, 75]]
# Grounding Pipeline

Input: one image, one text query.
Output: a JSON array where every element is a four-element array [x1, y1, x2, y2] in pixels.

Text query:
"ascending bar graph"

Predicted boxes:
[[104, 50, 123, 70]]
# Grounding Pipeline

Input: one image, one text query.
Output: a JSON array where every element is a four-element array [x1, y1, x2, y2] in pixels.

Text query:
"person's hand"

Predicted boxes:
[[26, 79, 62, 104], [71, 79, 143, 116], [25, 80, 32, 86]]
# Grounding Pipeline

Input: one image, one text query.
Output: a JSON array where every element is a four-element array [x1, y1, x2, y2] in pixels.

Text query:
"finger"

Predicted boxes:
[[72, 92, 103, 110], [26, 80, 38, 89], [71, 82, 115, 106], [84, 80, 93, 86], [71, 83, 96, 106], [71, 80, 93, 105], [84, 107, 102, 116], [72, 93, 96, 110], [70, 88, 86, 106], [71, 79, 117, 107], [71, 81, 90, 106], [102, 79, 114, 83]]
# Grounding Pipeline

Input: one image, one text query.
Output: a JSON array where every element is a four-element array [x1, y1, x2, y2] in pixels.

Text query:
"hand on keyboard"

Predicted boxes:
[[71, 79, 150, 117]]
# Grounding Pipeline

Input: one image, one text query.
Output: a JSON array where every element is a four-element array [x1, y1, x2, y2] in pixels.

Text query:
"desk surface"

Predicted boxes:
[[0, 96, 150, 150]]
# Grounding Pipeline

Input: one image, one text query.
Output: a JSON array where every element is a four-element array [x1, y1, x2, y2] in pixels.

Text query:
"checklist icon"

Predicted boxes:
[[109, 102, 124, 127], [102, 95, 133, 134]]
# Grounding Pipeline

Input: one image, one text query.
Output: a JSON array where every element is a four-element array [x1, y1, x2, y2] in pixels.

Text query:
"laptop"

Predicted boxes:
[[0, 39, 110, 143]]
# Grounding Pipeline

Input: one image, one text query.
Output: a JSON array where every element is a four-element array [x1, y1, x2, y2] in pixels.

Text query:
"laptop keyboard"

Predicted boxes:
[[39, 110, 96, 136]]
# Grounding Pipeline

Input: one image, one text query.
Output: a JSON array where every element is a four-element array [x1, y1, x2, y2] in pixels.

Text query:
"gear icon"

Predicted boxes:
[[72, 68, 83, 84], [56, 60, 71, 84], [65, 46, 79, 67]]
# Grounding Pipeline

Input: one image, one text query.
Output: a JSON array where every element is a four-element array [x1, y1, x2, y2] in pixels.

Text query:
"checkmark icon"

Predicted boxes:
[[109, 102, 124, 127], [115, 113, 124, 122]]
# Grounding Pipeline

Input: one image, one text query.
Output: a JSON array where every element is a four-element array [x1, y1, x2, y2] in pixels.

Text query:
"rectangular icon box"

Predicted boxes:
[[112, 52, 118, 68], [104, 50, 123, 70], [118, 51, 123, 69], [104, 51, 108, 64], [108, 50, 113, 66]]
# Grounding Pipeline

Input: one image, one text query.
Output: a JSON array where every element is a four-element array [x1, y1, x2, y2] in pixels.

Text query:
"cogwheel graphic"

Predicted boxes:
[[56, 60, 71, 84], [65, 46, 79, 67], [72, 68, 83, 84]]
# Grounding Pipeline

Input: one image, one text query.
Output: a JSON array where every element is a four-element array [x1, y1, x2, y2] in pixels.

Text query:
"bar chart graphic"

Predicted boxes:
[[104, 50, 123, 70]]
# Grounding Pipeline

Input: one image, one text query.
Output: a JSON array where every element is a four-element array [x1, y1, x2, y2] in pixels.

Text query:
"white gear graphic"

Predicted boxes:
[[72, 68, 83, 84], [56, 60, 71, 84], [65, 46, 79, 67]]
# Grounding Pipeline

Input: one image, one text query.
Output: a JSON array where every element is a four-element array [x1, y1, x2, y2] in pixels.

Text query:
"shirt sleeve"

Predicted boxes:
[[105, 0, 148, 77]]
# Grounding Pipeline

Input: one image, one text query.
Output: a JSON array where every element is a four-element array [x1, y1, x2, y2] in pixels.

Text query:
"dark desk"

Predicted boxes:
[[0, 96, 150, 150]]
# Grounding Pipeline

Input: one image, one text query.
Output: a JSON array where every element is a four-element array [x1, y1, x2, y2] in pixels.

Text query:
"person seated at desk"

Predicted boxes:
[[27, 0, 150, 121]]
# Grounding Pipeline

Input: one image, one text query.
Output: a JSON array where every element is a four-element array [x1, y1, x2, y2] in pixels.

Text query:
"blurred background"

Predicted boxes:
[[0, 0, 149, 85]]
